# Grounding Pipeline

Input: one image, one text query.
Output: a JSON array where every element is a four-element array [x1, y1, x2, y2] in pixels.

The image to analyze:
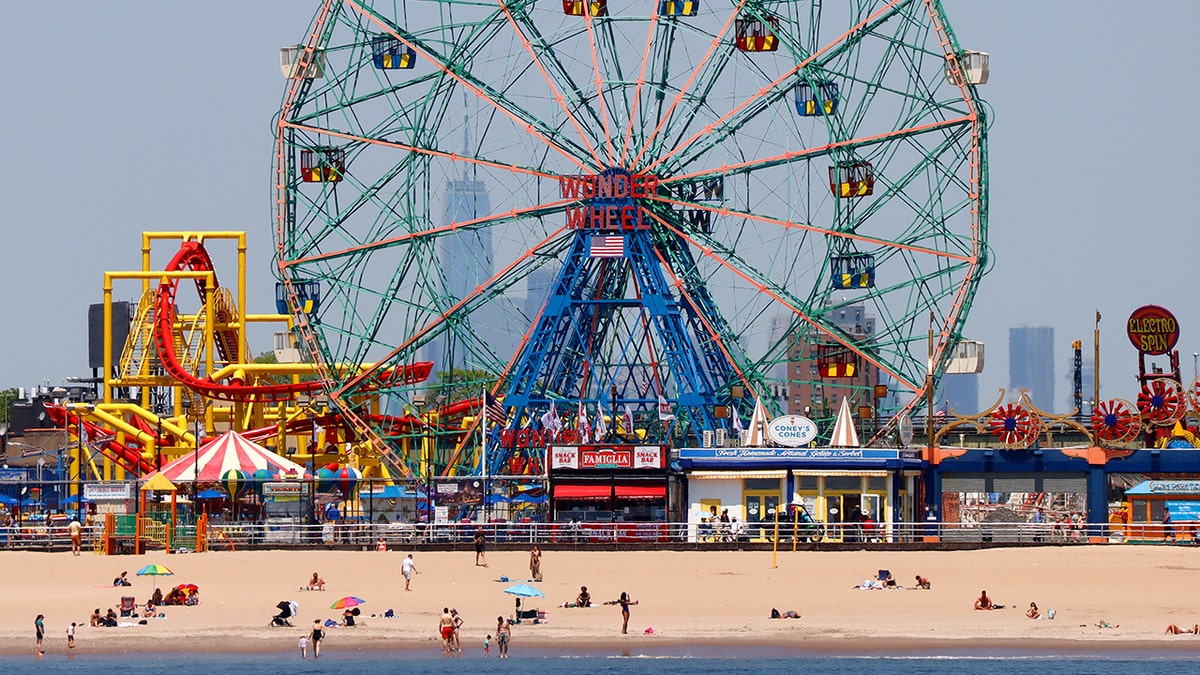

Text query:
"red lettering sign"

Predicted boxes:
[[580, 448, 632, 468], [1126, 305, 1180, 355]]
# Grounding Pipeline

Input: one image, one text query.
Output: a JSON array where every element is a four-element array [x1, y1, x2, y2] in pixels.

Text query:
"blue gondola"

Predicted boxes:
[[371, 34, 415, 70], [830, 253, 875, 289], [275, 280, 321, 315], [795, 80, 838, 117]]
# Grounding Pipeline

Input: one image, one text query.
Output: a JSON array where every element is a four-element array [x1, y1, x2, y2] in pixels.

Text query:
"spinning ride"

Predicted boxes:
[[274, 0, 989, 476]]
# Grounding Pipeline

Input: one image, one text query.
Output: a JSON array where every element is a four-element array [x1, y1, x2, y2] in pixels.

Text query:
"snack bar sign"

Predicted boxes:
[[550, 445, 666, 470]]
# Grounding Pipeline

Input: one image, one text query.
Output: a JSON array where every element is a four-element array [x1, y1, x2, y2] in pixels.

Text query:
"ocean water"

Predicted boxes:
[[2, 649, 1196, 674]]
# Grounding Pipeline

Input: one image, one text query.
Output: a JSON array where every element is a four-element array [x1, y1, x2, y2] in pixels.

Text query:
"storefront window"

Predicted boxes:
[[744, 478, 780, 491], [867, 476, 886, 492], [797, 476, 819, 491], [825, 476, 860, 491], [1130, 499, 1148, 523]]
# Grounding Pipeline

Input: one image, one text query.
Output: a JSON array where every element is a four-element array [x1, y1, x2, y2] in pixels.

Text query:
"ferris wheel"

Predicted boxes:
[[273, 0, 989, 475]]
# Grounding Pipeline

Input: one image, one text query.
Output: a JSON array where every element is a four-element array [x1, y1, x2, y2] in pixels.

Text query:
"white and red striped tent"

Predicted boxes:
[[142, 430, 309, 482]]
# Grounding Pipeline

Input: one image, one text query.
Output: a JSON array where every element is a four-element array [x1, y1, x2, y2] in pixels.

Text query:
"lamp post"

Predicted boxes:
[[412, 395, 430, 527], [182, 396, 206, 512]]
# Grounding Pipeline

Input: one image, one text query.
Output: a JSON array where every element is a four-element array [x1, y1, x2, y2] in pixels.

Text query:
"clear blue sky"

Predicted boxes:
[[1, 2, 1197, 411]]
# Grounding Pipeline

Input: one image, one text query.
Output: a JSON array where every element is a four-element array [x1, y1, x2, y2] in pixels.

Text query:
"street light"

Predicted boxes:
[[181, 396, 206, 510], [412, 394, 429, 526]]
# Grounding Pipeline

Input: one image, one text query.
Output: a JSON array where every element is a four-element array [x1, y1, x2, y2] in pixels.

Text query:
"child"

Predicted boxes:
[[298, 634, 309, 658], [484, 634, 491, 658], [67, 622, 76, 649]]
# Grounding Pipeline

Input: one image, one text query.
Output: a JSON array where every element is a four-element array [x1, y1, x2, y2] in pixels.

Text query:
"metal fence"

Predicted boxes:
[[1, 520, 1189, 552]]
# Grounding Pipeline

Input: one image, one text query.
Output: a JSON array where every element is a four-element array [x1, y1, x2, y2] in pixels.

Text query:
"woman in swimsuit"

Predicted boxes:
[[614, 592, 639, 634], [309, 619, 325, 658]]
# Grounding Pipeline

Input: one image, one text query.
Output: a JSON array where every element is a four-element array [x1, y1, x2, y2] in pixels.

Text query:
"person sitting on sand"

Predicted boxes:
[[974, 590, 994, 610], [113, 571, 132, 587], [1025, 602, 1040, 620], [914, 575, 931, 589], [143, 600, 158, 618], [89, 609, 103, 627], [104, 609, 118, 627], [770, 608, 801, 619], [342, 608, 356, 627], [576, 586, 592, 607], [308, 572, 326, 591], [884, 572, 897, 588], [151, 588, 164, 606]]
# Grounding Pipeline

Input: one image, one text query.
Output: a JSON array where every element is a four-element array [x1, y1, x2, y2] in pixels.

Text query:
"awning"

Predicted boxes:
[[613, 484, 666, 499], [553, 484, 611, 500], [688, 470, 787, 480], [792, 469, 889, 477]]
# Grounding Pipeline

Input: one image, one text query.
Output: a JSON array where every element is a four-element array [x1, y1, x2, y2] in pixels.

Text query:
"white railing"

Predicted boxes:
[[0, 520, 1189, 550]]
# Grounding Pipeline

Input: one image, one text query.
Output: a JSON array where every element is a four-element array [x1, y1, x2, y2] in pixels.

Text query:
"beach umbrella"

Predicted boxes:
[[335, 466, 361, 497], [503, 583, 544, 598], [137, 563, 174, 591], [331, 596, 366, 610], [0, 494, 18, 506], [221, 469, 249, 499]]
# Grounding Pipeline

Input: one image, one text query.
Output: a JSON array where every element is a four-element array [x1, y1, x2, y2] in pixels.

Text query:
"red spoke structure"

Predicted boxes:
[[1090, 398, 1141, 446], [987, 403, 1039, 449], [1136, 378, 1185, 427]]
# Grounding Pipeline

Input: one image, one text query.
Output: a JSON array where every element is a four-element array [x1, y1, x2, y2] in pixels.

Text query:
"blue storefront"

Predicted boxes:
[[678, 446, 924, 542]]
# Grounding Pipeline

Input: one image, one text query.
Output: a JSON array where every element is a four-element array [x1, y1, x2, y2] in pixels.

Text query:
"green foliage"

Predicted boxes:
[[0, 387, 15, 424], [428, 368, 499, 402]]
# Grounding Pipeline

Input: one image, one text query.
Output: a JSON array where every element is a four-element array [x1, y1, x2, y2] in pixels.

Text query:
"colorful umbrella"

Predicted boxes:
[[504, 583, 544, 598], [221, 469, 249, 499], [330, 596, 366, 610], [136, 563, 174, 577]]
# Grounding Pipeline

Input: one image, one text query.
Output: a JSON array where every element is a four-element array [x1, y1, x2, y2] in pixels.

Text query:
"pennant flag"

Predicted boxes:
[[589, 234, 626, 258], [594, 404, 608, 442], [540, 401, 563, 433], [657, 394, 676, 421], [731, 404, 744, 437], [622, 403, 635, 435], [639, 373, 652, 397], [485, 391, 506, 427], [577, 401, 591, 439]]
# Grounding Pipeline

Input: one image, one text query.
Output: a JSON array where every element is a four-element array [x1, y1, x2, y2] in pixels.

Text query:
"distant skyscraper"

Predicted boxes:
[[1009, 326, 1055, 409], [941, 373, 979, 415], [524, 266, 556, 324], [765, 313, 791, 381]]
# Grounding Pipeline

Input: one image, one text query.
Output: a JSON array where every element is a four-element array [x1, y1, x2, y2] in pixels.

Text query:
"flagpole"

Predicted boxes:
[[481, 388, 488, 523]]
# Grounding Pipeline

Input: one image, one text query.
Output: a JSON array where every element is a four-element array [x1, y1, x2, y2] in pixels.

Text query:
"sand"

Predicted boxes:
[[3, 545, 1200, 657]]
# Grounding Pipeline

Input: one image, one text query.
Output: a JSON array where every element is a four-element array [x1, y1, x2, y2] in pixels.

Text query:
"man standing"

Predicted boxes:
[[474, 527, 488, 567], [401, 554, 418, 591], [439, 608, 455, 654], [68, 518, 82, 556]]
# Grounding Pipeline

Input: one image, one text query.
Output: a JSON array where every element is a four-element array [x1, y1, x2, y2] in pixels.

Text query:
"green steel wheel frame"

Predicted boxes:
[[273, 0, 989, 476]]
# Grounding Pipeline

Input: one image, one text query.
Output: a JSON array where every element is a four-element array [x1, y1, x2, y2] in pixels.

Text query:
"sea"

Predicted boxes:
[[2, 647, 1196, 674]]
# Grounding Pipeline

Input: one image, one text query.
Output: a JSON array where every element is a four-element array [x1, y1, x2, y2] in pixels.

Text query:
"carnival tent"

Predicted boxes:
[[828, 396, 861, 448], [141, 430, 310, 482]]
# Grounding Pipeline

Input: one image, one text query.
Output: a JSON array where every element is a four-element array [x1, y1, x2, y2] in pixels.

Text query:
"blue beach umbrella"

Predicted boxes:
[[504, 583, 544, 598]]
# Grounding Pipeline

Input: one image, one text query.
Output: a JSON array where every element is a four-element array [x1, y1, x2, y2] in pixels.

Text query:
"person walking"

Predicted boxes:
[[495, 615, 511, 658], [66, 621, 75, 649], [308, 619, 325, 659], [298, 633, 309, 658], [474, 527, 488, 567], [68, 518, 82, 556], [529, 545, 542, 582], [34, 614, 45, 655], [439, 608, 456, 654], [402, 554, 418, 591], [613, 592, 638, 634]]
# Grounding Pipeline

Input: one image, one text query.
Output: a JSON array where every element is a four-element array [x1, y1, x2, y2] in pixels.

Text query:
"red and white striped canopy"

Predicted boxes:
[[143, 430, 310, 482]]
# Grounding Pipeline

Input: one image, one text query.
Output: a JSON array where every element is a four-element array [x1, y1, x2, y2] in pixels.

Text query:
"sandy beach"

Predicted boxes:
[[2, 545, 1200, 657]]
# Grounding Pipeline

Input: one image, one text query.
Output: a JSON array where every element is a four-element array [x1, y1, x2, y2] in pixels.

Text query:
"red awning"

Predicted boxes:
[[553, 484, 611, 500], [613, 484, 666, 499]]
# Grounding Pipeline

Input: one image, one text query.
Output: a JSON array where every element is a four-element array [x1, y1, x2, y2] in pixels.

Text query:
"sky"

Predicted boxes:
[[1, 1, 1197, 412]]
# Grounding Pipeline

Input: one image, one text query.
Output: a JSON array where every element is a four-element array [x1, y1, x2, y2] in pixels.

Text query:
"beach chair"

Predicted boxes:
[[119, 596, 136, 618], [877, 570, 890, 582]]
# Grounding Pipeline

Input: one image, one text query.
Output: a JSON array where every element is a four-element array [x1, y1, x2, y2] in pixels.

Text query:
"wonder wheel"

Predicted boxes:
[[1090, 398, 1140, 446], [1137, 378, 1185, 427], [273, 0, 989, 475]]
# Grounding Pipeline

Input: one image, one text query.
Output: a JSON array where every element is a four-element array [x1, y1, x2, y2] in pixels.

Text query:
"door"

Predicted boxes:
[[861, 494, 881, 541], [744, 493, 780, 540]]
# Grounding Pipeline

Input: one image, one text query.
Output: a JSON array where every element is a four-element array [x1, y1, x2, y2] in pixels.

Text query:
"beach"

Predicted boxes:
[[2, 545, 1199, 657]]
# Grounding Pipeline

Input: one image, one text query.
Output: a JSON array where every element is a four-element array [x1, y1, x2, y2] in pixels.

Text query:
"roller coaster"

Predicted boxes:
[[45, 232, 449, 492]]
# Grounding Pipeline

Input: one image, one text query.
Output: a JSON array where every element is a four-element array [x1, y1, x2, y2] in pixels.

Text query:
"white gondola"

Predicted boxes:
[[280, 46, 326, 80], [944, 340, 985, 374], [944, 50, 988, 86], [273, 331, 304, 364]]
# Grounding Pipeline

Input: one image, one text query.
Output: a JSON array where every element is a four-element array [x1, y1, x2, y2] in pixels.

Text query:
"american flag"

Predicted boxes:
[[590, 235, 626, 258], [484, 391, 506, 427], [638, 373, 652, 397], [933, 401, 948, 422]]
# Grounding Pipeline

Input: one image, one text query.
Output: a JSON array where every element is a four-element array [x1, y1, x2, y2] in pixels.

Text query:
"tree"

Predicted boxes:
[[0, 387, 15, 424]]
